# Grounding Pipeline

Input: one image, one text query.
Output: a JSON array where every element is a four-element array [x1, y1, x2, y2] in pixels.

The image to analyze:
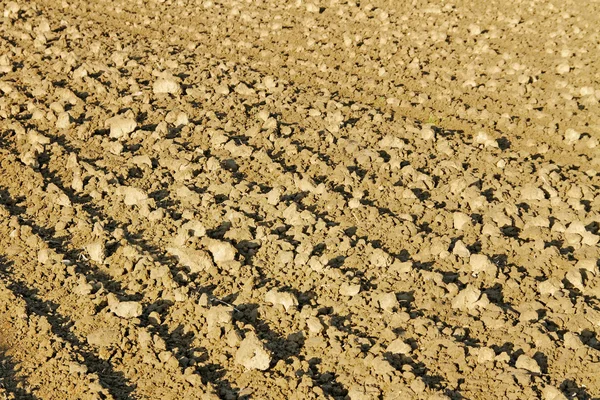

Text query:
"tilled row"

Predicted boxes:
[[0, 154, 219, 399], [3, 84, 596, 396]]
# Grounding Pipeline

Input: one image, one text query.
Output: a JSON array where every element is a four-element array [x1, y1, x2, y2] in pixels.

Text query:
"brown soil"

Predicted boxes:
[[1, 0, 599, 399]]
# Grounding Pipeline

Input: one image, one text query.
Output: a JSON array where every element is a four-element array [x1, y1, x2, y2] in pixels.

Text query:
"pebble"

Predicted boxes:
[[206, 305, 233, 330], [515, 354, 541, 374], [377, 292, 399, 311], [85, 241, 105, 264], [542, 386, 568, 400], [386, 338, 411, 354], [421, 127, 435, 140], [370, 249, 392, 267], [153, 78, 180, 94], [451, 286, 482, 310], [538, 279, 562, 296], [563, 332, 583, 350], [564, 128, 580, 144], [565, 269, 584, 291], [167, 246, 213, 273], [474, 131, 498, 148], [452, 240, 470, 258], [521, 185, 545, 201], [340, 282, 361, 297], [56, 112, 71, 129], [477, 347, 495, 363], [306, 316, 324, 334], [205, 238, 237, 263], [267, 186, 283, 205], [556, 63, 570, 74], [235, 332, 272, 371], [379, 135, 404, 149], [470, 254, 496, 275], [117, 186, 149, 206], [265, 289, 299, 312], [576, 259, 597, 275], [106, 115, 137, 139], [453, 212, 471, 230], [107, 294, 142, 319], [347, 387, 377, 400]]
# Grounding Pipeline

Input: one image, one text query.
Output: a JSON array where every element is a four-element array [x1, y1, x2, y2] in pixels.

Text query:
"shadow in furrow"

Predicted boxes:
[[0, 349, 39, 400]]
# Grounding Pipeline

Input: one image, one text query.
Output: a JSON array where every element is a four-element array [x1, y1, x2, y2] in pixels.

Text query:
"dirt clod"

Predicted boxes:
[[0, 0, 598, 398]]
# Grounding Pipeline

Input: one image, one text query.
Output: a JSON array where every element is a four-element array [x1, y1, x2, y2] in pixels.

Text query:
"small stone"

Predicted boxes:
[[340, 283, 361, 297], [174, 112, 189, 126], [521, 185, 545, 201], [474, 131, 498, 148], [410, 378, 426, 394], [563, 332, 583, 350], [167, 246, 213, 273], [470, 254, 496, 276], [347, 387, 373, 400], [106, 141, 123, 155], [153, 78, 180, 94], [370, 249, 392, 267], [73, 277, 93, 296], [308, 257, 324, 272], [215, 84, 229, 95], [181, 220, 206, 238], [565, 269, 584, 291], [204, 238, 236, 263], [452, 240, 470, 258], [564, 128, 580, 144], [198, 293, 209, 307], [565, 221, 586, 235], [453, 212, 471, 230], [556, 63, 570, 74], [38, 248, 50, 264], [539, 279, 562, 296], [582, 232, 599, 246], [542, 385, 568, 400], [107, 294, 142, 319], [386, 339, 411, 354], [267, 186, 283, 205], [56, 112, 71, 129], [235, 332, 271, 371], [72, 170, 84, 192], [576, 259, 597, 276], [451, 286, 481, 310], [348, 198, 361, 208], [477, 347, 495, 363], [118, 186, 148, 206], [235, 82, 255, 96], [306, 317, 324, 334], [86, 241, 105, 264], [265, 289, 298, 312], [377, 292, 398, 311], [68, 362, 88, 375], [515, 354, 541, 373], [379, 135, 404, 149], [306, 3, 319, 13], [520, 309, 538, 322], [206, 305, 233, 330], [106, 115, 137, 139], [469, 24, 481, 35], [421, 127, 435, 140]]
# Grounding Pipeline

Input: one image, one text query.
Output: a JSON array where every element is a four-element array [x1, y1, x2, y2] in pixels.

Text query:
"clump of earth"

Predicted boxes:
[[0, 0, 599, 399]]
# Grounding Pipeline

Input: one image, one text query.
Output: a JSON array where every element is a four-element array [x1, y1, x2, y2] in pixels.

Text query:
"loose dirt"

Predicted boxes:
[[1, 0, 599, 399]]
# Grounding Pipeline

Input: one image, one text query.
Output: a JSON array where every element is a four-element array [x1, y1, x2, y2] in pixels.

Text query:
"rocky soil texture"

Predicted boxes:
[[1, 0, 599, 399]]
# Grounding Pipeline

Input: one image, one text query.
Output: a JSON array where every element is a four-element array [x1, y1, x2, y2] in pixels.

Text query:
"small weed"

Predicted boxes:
[[427, 114, 443, 126]]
